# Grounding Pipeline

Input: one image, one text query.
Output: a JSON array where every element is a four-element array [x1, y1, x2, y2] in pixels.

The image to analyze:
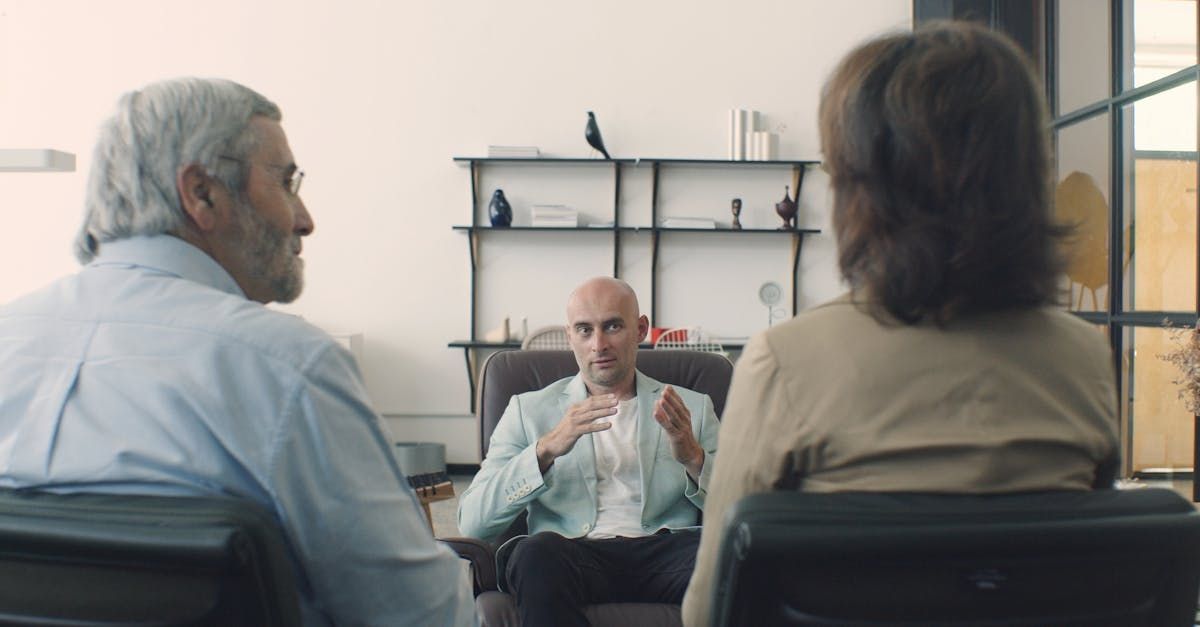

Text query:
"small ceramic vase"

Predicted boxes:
[[731, 198, 743, 230], [489, 189, 513, 227], [775, 186, 797, 230]]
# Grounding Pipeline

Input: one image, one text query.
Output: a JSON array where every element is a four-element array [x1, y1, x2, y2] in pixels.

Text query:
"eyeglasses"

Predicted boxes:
[[217, 156, 305, 195]]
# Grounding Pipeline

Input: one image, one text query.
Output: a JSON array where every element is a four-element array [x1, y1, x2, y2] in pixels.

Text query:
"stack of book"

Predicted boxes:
[[661, 217, 716, 229], [532, 205, 578, 227], [488, 145, 540, 158]]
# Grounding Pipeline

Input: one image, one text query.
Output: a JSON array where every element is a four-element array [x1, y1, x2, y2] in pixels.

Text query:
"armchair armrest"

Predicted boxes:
[[440, 536, 497, 595]]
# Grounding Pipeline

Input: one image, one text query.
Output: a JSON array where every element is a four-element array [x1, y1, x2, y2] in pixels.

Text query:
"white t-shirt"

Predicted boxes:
[[587, 396, 647, 539]]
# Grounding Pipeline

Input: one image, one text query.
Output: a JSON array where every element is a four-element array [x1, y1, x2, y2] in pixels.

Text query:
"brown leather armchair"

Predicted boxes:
[[441, 349, 733, 627]]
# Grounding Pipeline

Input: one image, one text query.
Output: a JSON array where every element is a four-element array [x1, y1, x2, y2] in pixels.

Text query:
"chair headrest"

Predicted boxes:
[[476, 349, 733, 459]]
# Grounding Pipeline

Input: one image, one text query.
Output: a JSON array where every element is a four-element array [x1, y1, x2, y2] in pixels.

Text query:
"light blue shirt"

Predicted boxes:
[[0, 235, 474, 626]]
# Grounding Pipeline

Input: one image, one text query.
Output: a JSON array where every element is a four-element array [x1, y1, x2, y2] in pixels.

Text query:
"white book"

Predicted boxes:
[[531, 205, 577, 220], [662, 217, 716, 229], [531, 218, 579, 227], [488, 145, 540, 158]]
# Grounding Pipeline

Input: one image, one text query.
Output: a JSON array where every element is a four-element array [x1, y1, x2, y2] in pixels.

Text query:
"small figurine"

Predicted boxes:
[[489, 189, 513, 227], [585, 111, 612, 159], [483, 316, 510, 342], [775, 185, 797, 230], [731, 198, 743, 230]]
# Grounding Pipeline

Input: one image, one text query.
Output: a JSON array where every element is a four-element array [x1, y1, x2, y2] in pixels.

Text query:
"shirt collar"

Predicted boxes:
[[89, 235, 246, 298]]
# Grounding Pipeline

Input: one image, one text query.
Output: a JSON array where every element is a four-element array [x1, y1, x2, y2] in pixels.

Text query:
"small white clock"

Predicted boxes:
[[758, 281, 782, 307], [758, 282, 786, 327]]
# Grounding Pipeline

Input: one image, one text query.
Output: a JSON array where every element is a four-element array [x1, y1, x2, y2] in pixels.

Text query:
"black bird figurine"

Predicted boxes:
[[585, 111, 611, 159]]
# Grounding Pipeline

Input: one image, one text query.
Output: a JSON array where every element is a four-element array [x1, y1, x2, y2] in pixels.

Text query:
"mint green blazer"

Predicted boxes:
[[457, 370, 720, 543]]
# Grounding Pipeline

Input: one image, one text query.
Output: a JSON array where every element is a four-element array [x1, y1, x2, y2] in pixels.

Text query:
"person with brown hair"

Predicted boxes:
[[681, 21, 1119, 626]]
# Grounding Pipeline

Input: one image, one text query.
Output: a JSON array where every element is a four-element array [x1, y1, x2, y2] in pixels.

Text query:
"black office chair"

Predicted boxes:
[[707, 488, 1200, 627], [442, 348, 733, 627], [0, 487, 301, 626]]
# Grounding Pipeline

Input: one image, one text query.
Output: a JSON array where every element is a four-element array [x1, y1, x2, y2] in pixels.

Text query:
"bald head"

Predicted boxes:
[[567, 277, 640, 321], [565, 277, 648, 397]]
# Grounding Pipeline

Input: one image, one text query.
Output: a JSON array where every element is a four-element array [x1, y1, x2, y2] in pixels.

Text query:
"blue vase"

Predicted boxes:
[[489, 189, 512, 227]]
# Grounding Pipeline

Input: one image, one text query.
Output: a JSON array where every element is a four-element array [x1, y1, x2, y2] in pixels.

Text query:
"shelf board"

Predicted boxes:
[[636, 158, 820, 167], [454, 157, 636, 164], [449, 340, 521, 349], [0, 149, 76, 172], [453, 225, 821, 234], [453, 156, 820, 167], [449, 340, 747, 350], [453, 225, 617, 232], [654, 227, 821, 234]]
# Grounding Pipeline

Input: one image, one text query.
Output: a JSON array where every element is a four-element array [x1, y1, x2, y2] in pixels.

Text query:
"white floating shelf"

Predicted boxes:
[[0, 149, 76, 172]]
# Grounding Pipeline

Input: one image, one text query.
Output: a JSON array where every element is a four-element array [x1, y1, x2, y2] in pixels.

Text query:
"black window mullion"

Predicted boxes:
[[1109, 0, 1127, 475]]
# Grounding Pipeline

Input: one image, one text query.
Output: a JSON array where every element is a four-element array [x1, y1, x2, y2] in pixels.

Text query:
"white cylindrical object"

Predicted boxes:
[[731, 109, 747, 160], [765, 133, 779, 161], [744, 111, 760, 160], [749, 132, 763, 161], [728, 109, 739, 160]]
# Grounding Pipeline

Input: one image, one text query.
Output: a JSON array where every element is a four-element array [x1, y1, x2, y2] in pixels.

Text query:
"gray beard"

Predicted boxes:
[[230, 201, 304, 303]]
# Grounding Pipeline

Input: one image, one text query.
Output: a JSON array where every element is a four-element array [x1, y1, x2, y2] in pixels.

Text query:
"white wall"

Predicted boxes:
[[0, 0, 911, 463]]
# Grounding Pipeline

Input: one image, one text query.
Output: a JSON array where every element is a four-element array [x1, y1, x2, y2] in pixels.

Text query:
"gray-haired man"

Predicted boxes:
[[0, 78, 474, 626]]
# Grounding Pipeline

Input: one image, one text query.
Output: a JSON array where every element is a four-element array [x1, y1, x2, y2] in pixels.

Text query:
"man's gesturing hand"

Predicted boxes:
[[653, 385, 705, 480], [535, 394, 618, 473]]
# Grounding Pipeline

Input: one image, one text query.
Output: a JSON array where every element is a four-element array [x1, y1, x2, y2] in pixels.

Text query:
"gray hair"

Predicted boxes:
[[74, 78, 281, 263]]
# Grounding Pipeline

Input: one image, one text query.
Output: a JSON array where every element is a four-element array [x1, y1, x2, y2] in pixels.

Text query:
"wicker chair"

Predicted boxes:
[[520, 325, 570, 350], [652, 327, 727, 358]]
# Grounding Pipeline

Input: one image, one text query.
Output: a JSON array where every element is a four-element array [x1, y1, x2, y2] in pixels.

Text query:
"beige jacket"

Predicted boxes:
[[681, 293, 1120, 626]]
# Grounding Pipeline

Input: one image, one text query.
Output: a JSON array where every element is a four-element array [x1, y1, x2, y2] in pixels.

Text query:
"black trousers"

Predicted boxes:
[[505, 529, 701, 627]]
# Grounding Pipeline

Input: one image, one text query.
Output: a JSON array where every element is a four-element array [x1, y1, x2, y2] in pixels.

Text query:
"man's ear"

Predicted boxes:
[[636, 314, 650, 342], [177, 163, 219, 232]]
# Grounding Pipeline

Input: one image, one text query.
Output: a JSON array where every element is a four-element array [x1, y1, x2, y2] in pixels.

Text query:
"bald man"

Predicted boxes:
[[458, 277, 721, 627]]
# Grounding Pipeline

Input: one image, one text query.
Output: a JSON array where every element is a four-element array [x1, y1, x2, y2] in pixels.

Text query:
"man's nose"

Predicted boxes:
[[293, 196, 314, 236]]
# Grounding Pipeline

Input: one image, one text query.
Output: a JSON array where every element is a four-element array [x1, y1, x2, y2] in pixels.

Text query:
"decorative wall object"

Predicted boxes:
[[731, 198, 743, 230], [775, 185, 797, 229], [585, 111, 611, 159], [483, 317, 510, 342], [729, 109, 765, 160], [488, 189, 513, 227], [758, 281, 785, 327], [729, 109, 747, 160], [749, 131, 779, 160]]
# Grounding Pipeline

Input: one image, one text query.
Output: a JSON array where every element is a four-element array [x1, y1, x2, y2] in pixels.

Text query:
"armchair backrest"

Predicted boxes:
[[0, 488, 301, 626], [708, 488, 1200, 627], [476, 349, 733, 460]]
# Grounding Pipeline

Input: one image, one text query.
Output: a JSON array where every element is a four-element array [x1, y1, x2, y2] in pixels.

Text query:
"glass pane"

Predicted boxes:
[[1133, 0, 1198, 90], [1127, 326, 1195, 477], [1058, 0, 1112, 114], [1124, 81, 1197, 312], [1056, 113, 1112, 312]]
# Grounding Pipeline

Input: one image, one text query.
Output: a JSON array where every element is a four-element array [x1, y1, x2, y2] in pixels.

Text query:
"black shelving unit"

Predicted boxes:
[[449, 156, 821, 410]]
